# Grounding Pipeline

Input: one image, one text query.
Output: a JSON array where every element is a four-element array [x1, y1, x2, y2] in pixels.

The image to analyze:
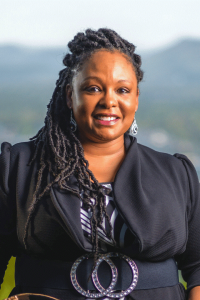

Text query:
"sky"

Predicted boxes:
[[1, 0, 200, 51]]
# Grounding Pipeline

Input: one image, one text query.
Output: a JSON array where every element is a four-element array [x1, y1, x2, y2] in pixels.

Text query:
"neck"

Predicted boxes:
[[78, 135, 126, 183], [80, 135, 125, 157]]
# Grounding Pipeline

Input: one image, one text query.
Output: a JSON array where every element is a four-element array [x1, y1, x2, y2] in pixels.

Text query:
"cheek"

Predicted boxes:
[[121, 98, 137, 115], [73, 92, 92, 114], [73, 102, 93, 125], [128, 95, 138, 112]]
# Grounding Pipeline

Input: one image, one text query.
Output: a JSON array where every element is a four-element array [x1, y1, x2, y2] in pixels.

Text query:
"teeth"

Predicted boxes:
[[97, 116, 117, 121]]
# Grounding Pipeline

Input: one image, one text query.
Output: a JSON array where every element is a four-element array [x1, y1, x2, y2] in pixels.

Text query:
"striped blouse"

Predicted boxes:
[[80, 183, 134, 251]]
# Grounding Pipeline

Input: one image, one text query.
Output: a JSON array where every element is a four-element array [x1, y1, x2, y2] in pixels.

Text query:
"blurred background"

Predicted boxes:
[[0, 0, 200, 298]]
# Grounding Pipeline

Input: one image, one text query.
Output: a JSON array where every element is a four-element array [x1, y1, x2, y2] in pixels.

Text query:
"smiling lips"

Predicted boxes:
[[94, 114, 120, 126]]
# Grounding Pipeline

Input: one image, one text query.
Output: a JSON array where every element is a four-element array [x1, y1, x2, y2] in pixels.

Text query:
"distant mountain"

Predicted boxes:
[[142, 39, 200, 87], [0, 45, 66, 85]]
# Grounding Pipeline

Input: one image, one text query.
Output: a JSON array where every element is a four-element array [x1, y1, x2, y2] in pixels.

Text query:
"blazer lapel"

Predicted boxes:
[[50, 174, 93, 251], [113, 135, 145, 251]]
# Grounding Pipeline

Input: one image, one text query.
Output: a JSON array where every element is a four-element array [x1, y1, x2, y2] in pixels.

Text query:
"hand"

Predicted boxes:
[[188, 286, 200, 300]]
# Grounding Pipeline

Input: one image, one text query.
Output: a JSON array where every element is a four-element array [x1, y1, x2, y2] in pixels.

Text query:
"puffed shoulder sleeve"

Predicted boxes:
[[0, 142, 17, 287], [174, 153, 200, 291]]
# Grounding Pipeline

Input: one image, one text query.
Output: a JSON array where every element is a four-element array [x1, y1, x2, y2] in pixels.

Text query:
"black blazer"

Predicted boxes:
[[0, 134, 200, 292]]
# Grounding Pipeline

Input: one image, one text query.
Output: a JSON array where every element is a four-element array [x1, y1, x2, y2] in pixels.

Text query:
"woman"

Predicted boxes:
[[0, 28, 200, 300]]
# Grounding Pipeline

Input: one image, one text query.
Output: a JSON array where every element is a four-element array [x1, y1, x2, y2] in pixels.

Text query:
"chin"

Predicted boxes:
[[93, 131, 123, 142]]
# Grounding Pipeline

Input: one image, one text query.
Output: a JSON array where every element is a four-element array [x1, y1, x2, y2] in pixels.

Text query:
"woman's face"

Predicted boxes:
[[66, 50, 139, 143]]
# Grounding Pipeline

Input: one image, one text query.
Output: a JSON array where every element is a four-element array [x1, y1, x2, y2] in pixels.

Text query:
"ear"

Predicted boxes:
[[66, 84, 73, 109]]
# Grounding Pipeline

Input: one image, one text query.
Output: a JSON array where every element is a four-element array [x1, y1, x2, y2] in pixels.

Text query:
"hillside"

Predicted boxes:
[[142, 39, 200, 87], [0, 45, 65, 84]]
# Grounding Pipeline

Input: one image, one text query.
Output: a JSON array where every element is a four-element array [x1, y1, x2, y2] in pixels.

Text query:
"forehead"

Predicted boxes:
[[73, 50, 137, 84]]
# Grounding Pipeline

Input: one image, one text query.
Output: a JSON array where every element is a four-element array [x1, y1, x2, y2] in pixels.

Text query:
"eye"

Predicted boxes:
[[117, 87, 130, 94], [85, 86, 101, 93]]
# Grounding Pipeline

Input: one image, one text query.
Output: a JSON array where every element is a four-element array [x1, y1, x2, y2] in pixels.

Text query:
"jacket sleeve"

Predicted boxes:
[[0, 142, 17, 288], [174, 153, 200, 291]]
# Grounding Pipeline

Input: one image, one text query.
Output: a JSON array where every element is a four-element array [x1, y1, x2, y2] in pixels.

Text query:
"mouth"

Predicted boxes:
[[94, 114, 120, 126]]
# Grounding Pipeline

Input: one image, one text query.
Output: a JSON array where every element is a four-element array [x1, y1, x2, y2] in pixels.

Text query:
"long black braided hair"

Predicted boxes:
[[24, 28, 143, 264]]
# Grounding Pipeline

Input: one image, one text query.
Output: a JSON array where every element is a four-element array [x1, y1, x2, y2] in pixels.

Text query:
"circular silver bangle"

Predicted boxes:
[[70, 253, 118, 298], [92, 252, 138, 298]]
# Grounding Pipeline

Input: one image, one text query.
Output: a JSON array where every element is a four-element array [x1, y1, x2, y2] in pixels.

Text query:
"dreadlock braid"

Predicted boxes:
[[25, 28, 143, 264]]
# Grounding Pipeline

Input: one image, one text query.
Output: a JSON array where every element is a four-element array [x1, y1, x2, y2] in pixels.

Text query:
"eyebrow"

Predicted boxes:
[[82, 76, 102, 82], [82, 76, 132, 83], [117, 79, 131, 83]]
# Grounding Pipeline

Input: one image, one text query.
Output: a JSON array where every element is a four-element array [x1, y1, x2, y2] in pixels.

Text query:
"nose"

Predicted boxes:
[[98, 90, 118, 108]]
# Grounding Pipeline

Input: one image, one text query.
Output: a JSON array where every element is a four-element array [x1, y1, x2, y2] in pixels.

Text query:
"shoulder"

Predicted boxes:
[[126, 135, 192, 173], [137, 142, 183, 168], [0, 141, 36, 194], [128, 138, 198, 182], [1, 140, 35, 158], [136, 141, 199, 188], [0, 140, 35, 175]]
